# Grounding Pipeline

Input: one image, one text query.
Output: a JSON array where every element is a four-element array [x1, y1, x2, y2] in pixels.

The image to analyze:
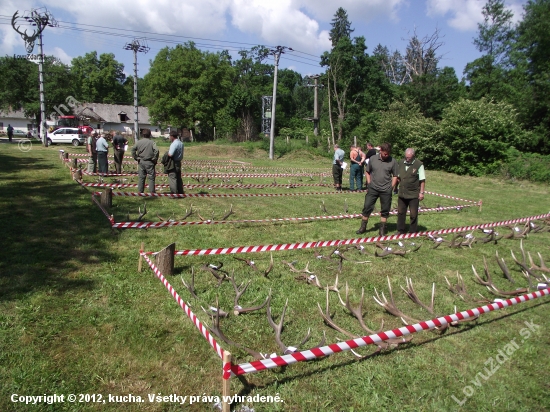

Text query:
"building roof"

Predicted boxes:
[[75, 103, 151, 124], [0, 109, 32, 120]]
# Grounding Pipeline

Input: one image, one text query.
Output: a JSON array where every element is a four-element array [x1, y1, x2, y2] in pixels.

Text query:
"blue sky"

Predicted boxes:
[[1, 0, 527, 80]]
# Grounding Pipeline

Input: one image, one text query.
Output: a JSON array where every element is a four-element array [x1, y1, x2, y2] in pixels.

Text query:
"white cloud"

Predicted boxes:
[[426, 0, 526, 32], [295, 0, 407, 22], [50, 46, 72, 64]]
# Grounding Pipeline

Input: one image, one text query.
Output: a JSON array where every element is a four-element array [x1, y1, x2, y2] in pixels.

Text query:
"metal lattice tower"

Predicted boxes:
[[123, 39, 149, 142]]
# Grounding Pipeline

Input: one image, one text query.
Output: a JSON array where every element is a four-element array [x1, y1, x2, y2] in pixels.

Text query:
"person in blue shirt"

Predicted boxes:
[[163, 130, 184, 194], [332, 144, 345, 191]]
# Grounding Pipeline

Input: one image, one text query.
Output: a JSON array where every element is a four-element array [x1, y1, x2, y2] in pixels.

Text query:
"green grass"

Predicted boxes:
[[1, 141, 549, 412]]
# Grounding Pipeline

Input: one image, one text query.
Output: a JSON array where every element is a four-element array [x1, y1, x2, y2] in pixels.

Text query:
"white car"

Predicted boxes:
[[45, 128, 86, 146]]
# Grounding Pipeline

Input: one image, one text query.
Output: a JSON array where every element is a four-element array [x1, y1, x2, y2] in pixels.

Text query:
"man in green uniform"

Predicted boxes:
[[395, 148, 425, 234], [131, 128, 159, 193], [356, 142, 398, 236]]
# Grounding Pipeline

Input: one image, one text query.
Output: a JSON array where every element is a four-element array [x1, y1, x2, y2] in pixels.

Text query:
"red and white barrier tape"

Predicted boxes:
[[112, 204, 474, 230], [91, 195, 115, 224], [162, 213, 550, 256], [425, 191, 478, 204], [82, 171, 330, 178], [98, 190, 365, 198], [82, 183, 171, 188], [230, 287, 550, 376], [141, 252, 226, 359], [80, 182, 333, 190]]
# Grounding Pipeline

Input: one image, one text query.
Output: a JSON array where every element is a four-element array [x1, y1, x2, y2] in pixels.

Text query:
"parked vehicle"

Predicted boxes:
[[50, 116, 94, 135], [11, 129, 33, 138], [44, 128, 86, 146]]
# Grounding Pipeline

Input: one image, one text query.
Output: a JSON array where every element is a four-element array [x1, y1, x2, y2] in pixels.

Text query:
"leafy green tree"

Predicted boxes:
[[464, 0, 515, 100], [375, 99, 442, 167], [439, 98, 522, 175], [513, 0, 550, 153], [321, 34, 392, 144], [71, 52, 127, 104], [0, 55, 75, 128], [144, 42, 234, 139], [403, 66, 465, 120]]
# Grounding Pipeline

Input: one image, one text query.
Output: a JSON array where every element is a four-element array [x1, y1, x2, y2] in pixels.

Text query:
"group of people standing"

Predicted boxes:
[[333, 142, 425, 236], [87, 129, 184, 195]]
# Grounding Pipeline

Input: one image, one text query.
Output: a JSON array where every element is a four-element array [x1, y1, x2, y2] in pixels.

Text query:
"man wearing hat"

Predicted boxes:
[[131, 128, 159, 193], [161, 130, 184, 194], [87, 132, 99, 173]]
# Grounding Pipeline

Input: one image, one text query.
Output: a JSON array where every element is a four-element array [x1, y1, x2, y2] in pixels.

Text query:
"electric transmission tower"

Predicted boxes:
[[124, 39, 150, 142]]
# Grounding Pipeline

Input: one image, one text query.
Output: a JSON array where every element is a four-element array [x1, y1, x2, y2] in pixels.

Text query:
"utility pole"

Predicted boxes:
[[307, 74, 322, 136], [12, 8, 57, 147], [124, 39, 149, 143], [268, 46, 292, 160]]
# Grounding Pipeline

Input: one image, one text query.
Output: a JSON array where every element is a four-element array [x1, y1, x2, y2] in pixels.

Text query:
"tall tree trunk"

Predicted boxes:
[[327, 73, 335, 145]]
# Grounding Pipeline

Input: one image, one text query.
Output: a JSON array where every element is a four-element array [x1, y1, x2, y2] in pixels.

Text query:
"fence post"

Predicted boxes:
[[222, 351, 232, 412], [100, 188, 112, 208], [155, 243, 175, 276], [138, 242, 145, 272]]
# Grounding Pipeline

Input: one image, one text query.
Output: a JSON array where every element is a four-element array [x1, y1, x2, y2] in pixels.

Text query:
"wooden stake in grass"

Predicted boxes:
[[100, 188, 112, 208], [222, 351, 232, 412], [155, 243, 175, 276], [138, 242, 144, 273]]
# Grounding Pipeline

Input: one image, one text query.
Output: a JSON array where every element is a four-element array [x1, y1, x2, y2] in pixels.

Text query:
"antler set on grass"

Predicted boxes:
[[234, 254, 274, 277], [282, 261, 340, 292], [374, 241, 421, 257], [318, 285, 412, 358]]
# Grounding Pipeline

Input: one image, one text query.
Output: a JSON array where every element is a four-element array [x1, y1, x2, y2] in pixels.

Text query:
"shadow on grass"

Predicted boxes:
[[0, 152, 114, 301]]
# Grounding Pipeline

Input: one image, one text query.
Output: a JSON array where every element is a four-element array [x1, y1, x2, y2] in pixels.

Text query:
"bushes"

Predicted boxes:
[[501, 148, 550, 183]]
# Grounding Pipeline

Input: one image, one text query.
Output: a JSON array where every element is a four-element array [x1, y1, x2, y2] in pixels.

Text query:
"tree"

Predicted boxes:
[[144, 42, 234, 139], [464, 0, 515, 100], [403, 66, 465, 120], [513, 0, 550, 153], [71, 52, 127, 104], [438, 98, 522, 175], [329, 7, 354, 47], [403, 28, 443, 81], [0, 55, 75, 128]]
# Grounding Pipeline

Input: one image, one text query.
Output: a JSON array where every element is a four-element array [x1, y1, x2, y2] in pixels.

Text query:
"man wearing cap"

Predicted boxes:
[[112, 133, 129, 174], [161, 130, 184, 194], [96, 133, 109, 174], [87, 132, 99, 173], [131, 128, 159, 193]]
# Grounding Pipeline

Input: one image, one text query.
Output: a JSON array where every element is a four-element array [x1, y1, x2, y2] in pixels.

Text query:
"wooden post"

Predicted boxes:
[[138, 242, 144, 272], [222, 351, 232, 412], [100, 188, 112, 208], [306, 135, 309, 145], [73, 168, 82, 182], [63, 152, 69, 161], [155, 243, 175, 276], [354, 136, 357, 147], [479, 200, 483, 212], [72, 158, 78, 169]]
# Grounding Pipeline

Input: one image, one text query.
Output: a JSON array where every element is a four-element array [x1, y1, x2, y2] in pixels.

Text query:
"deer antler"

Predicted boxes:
[[267, 296, 311, 354], [495, 251, 514, 283], [444, 272, 492, 304], [375, 245, 406, 257], [221, 204, 234, 220], [233, 256, 259, 272], [180, 204, 195, 220], [137, 202, 147, 221], [205, 297, 264, 360], [472, 260, 529, 297], [528, 251, 550, 273], [181, 267, 198, 299], [200, 262, 229, 286], [317, 287, 357, 338], [310, 272, 340, 293], [263, 253, 274, 278], [401, 278, 435, 314], [338, 283, 383, 334], [373, 277, 419, 324], [229, 275, 270, 316]]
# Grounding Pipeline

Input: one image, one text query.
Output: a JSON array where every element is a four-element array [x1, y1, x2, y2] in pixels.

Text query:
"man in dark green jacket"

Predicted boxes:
[[131, 129, 159, 193], [395, 148, 425, 234]]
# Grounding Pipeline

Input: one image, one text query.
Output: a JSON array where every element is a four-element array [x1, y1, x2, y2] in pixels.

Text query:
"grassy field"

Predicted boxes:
[[1, 140, 549, 412]]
